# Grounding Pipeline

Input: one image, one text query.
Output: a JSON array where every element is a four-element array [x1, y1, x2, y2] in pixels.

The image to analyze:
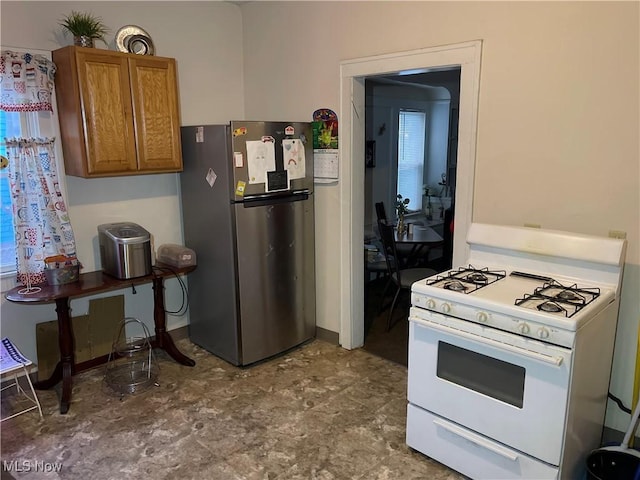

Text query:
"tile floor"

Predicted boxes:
[[1, 338, 464, 480]]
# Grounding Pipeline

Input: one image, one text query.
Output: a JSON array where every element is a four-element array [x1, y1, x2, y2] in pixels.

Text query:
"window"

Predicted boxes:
[[397, 110, 425, 211], [0, 48, 58, 275], [0, 110, 21, 273]]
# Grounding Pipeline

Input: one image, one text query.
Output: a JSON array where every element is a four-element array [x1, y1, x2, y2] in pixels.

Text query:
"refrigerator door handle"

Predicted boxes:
[[238, 191, 309, 208], [242, 189, 310, 201]]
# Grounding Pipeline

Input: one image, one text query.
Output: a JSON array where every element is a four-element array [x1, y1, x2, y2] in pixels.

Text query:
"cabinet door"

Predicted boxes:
[[129, 57, 183, 172], [76, 50, 138, 175]]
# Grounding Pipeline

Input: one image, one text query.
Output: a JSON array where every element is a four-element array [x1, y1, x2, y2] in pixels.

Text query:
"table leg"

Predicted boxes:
[[32, 361, 62, 390], [151, 277, 195, 367], [32, 297, 74, 414]]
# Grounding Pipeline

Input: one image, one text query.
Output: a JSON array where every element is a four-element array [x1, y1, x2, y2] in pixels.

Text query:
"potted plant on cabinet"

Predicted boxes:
[[59, 11, 109, 48]]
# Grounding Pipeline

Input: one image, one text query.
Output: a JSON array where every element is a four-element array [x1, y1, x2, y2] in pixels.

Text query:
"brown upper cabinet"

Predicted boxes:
[[52, 46, 183, 178]]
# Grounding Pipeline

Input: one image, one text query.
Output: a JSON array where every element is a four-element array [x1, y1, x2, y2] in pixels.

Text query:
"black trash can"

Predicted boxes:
[[586, 448, 640, 480]]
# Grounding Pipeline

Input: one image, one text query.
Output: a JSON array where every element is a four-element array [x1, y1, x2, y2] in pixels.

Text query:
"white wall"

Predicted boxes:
[[0, 1, 245, 360], [425, 100, 450, 199], [1, 0, 638, 432], [238, 1, 639, 432]]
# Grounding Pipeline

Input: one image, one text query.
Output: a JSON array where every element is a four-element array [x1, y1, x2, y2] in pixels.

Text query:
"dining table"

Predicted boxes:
[[394, 224, 444, 266]]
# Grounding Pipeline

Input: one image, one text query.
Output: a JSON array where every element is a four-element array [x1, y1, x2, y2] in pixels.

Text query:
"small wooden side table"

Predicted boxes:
[[5, 263, 196, 414]]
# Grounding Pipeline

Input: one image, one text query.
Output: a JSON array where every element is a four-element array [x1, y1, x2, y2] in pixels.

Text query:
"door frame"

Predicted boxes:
[[338, 40, 483, 349]]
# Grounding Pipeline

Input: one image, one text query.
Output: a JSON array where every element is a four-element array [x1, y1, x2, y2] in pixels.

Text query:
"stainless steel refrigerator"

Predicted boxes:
[[179, 121, 316, 366]]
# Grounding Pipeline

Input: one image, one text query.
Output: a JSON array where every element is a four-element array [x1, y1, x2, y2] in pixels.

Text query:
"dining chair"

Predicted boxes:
[[375, 202, 388, 223], [377, 220, 436, 331], [365, 240, 388, 282], [374, 201, 414, 266]]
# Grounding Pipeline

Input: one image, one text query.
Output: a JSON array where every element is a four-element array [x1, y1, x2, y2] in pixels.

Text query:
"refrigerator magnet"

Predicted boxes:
[[234, 152, 243, 168], [235, 180, 246, 196], [206, 168, 217, 187]]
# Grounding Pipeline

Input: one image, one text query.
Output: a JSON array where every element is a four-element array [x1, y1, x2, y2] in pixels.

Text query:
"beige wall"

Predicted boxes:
[[1, 1, 638, 431], [0, 1, 245, 362], [239, 1, 639, 432]]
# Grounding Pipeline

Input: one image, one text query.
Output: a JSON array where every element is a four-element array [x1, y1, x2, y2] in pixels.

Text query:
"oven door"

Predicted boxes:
[[408, 307, 572, 466]]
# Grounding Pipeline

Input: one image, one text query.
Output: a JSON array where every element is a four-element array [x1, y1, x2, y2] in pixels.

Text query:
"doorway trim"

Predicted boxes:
[[338, 40, 482, 349]]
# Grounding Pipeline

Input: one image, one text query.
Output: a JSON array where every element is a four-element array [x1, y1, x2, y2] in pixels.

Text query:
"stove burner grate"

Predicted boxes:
[[465, 272, 489, 284], [538, 301, 566, 314], [425, 265, 506, 294], [556, 290, 584, 303], [444, 280, 468, 292], [515, 280, 600, 317]]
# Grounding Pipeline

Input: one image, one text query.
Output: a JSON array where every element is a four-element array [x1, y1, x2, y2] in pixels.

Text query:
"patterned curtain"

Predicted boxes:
[[0, 50, 56, 112], [5, 138, 77, 286]]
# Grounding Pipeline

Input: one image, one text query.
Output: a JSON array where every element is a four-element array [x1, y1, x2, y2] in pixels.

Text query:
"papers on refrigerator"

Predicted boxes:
[[246, 140, 276, 184], [246, 138, 306, 185], [282, 139, 306, 180]]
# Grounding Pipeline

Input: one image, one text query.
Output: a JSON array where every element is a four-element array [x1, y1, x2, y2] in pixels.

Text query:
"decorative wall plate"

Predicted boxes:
[[115, 25, 154, 55], [127, 35, 155, 56]]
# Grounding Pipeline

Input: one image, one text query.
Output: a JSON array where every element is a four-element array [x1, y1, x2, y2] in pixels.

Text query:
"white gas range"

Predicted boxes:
[[406, 223, 626, 480]]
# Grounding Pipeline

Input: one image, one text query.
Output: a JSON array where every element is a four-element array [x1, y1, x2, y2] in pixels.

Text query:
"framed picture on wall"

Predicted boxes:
[[366, 140, 376, 168]]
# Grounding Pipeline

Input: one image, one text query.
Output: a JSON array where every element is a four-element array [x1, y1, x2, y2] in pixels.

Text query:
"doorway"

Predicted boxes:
[[338, 41, 482, 350], [364, 69, 461, 260], [363, 69, 461, 364]]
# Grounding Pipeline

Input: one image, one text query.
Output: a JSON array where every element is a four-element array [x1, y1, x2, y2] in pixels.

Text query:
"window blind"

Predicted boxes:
[[397, 110, 426, 211]]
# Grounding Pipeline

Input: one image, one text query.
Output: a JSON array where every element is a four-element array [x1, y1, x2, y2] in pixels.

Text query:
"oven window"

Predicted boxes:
[[437, 341, 525, 408]]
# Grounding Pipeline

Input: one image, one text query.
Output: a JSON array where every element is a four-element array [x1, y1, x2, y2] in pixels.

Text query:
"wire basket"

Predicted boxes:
[[104, 317, 159, 395]]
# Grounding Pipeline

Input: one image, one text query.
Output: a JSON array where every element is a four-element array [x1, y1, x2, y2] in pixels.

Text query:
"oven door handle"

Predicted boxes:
[[433, 418, 519, 462], [411, 316, 565, 366]]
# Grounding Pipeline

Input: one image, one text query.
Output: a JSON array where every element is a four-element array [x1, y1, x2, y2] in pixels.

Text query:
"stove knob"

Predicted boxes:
[[518, 323, 530, 334], [538, 327, 550, 339], [441, 303, 452, 314], [426, 299, 436, 310], [476, 312, 489, 323]]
